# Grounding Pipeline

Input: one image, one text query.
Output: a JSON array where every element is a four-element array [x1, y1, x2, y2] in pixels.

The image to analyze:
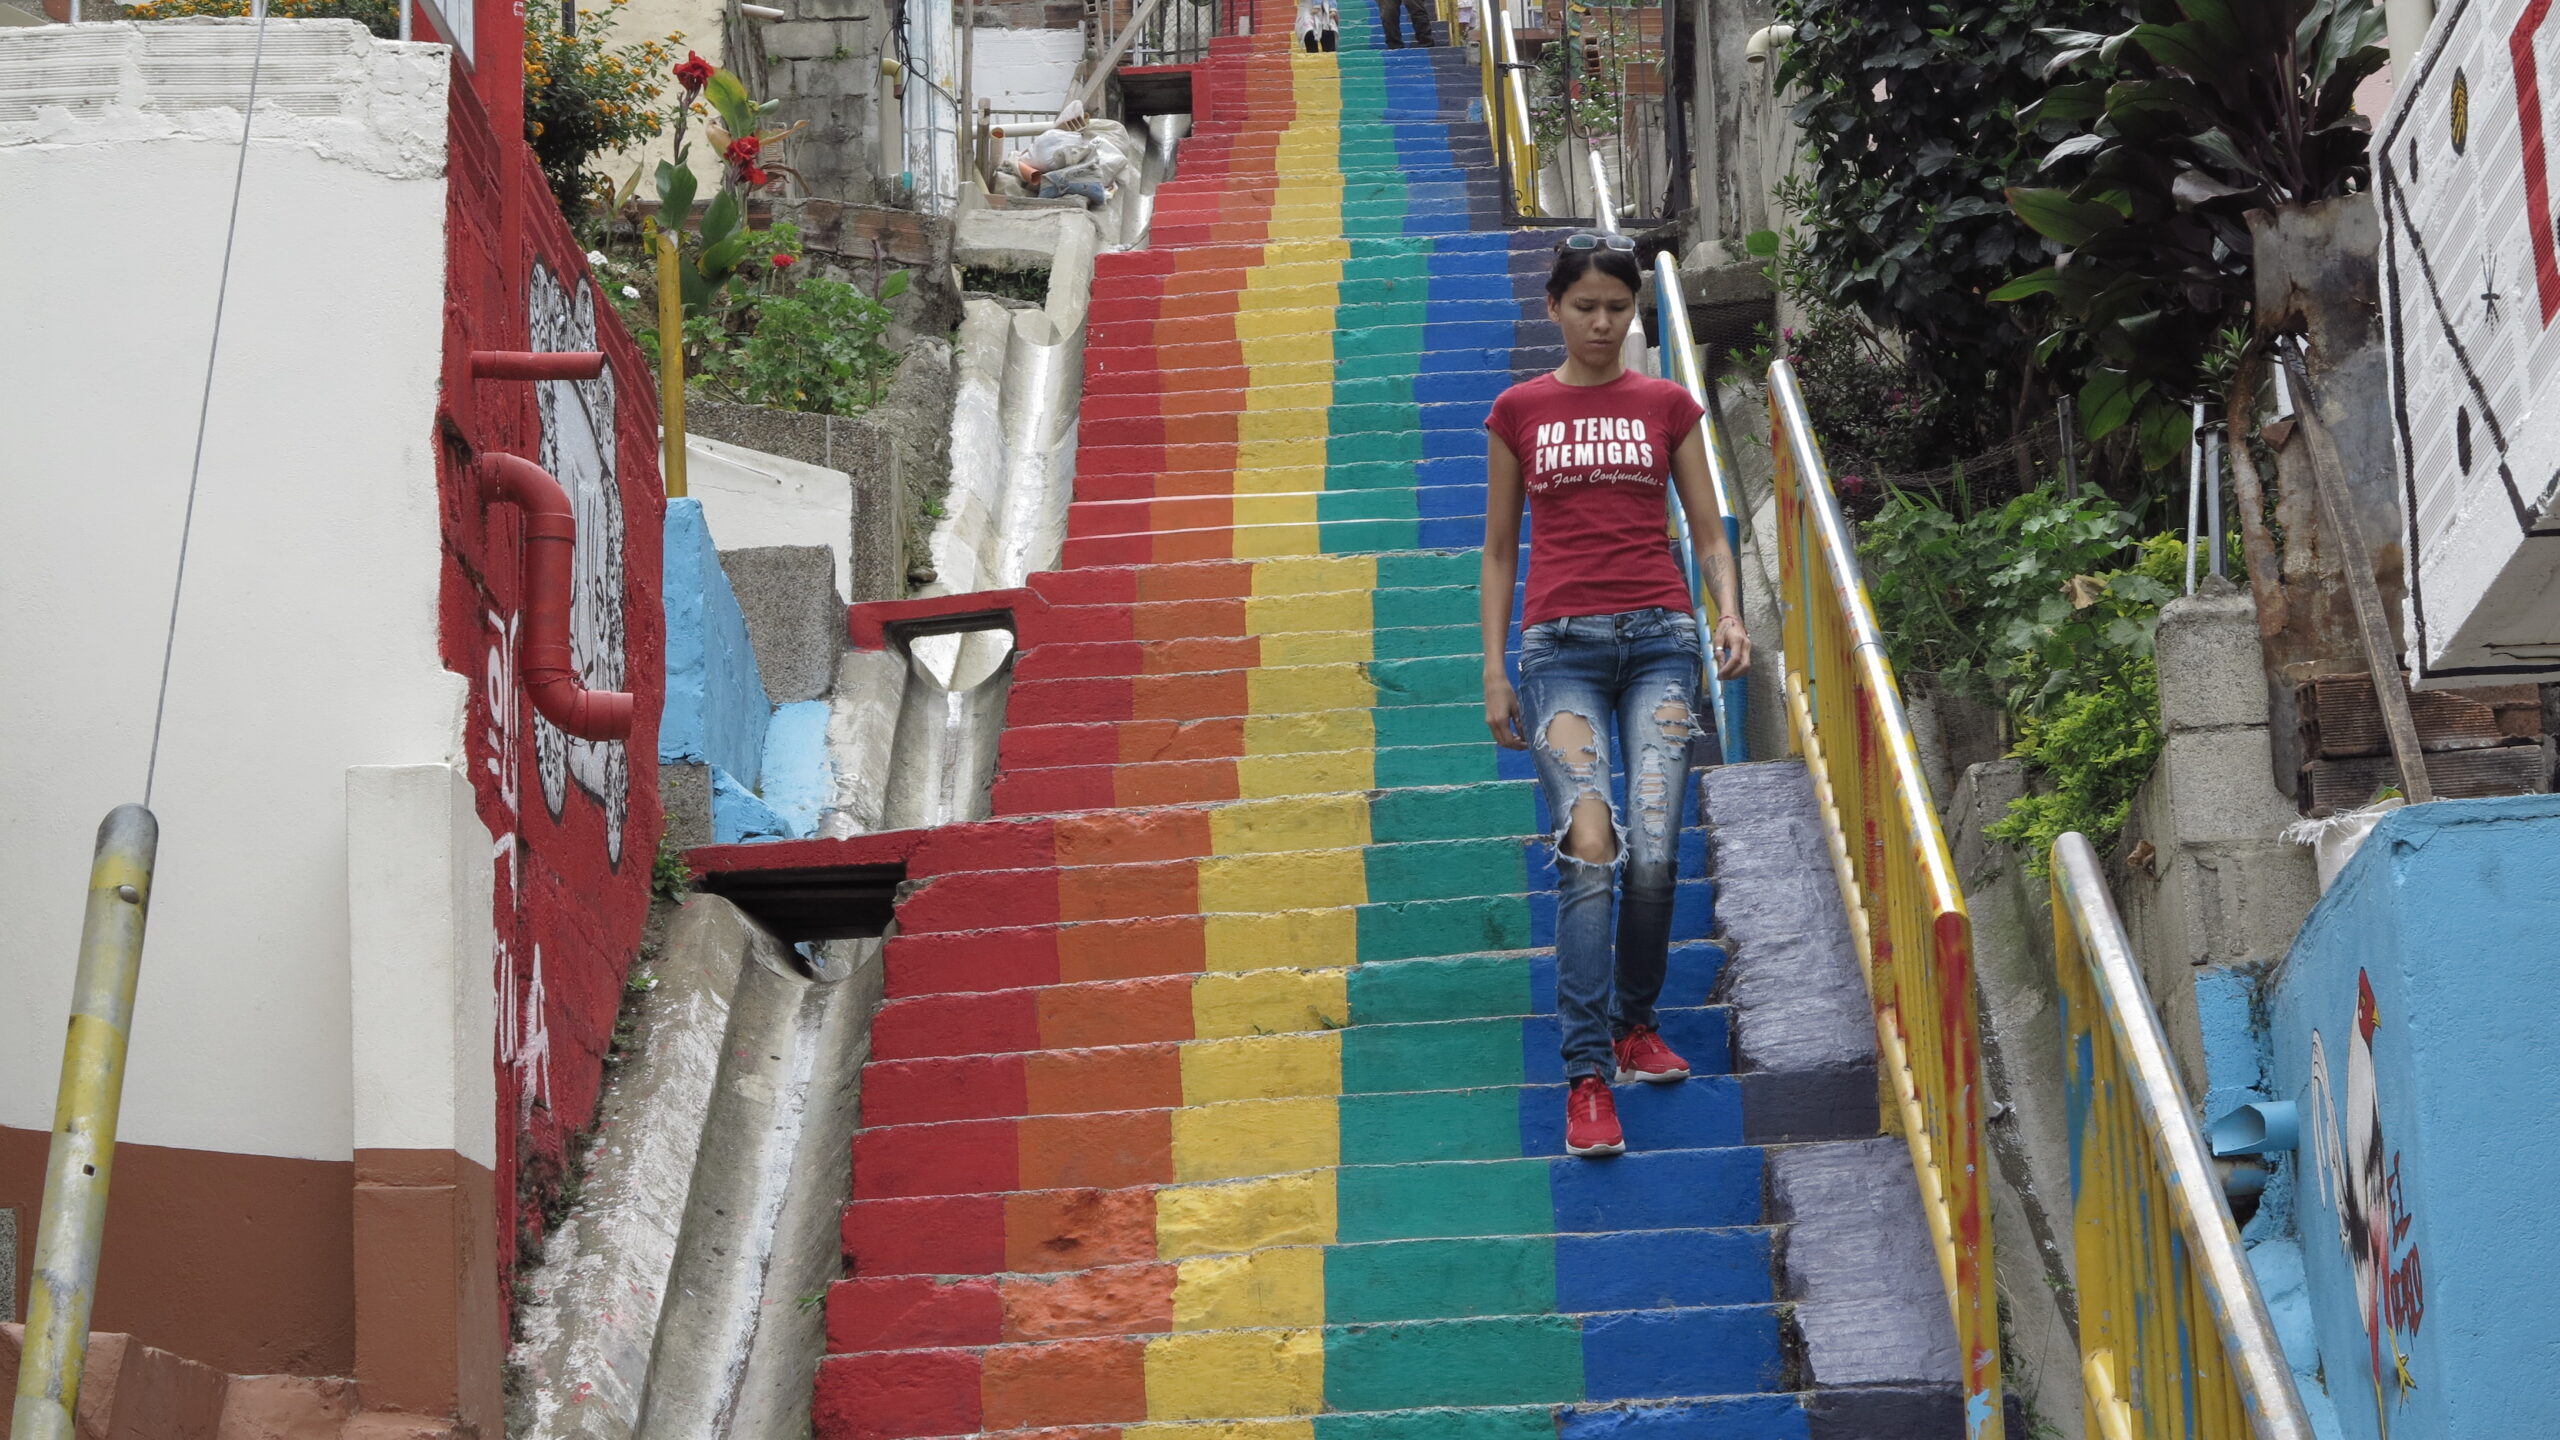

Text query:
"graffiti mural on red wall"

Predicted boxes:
[[429, 19, 666, 1304]]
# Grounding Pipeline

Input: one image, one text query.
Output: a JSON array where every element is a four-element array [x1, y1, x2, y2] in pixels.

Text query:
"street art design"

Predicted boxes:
[[2309, 970, 2425, 1436], [529, 258, 632, 863], [2377, 0, 2560, 681]]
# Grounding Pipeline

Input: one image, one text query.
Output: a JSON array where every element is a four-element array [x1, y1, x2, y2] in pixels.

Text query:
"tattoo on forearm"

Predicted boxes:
[[1703, 553, 1737, 615]]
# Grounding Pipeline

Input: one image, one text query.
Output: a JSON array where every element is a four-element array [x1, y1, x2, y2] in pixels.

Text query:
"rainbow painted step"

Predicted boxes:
[[683, 7, 1969, 1438]]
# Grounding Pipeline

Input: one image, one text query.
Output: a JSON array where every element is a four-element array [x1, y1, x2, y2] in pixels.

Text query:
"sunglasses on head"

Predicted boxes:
[[1556, 231, 1637, 253]]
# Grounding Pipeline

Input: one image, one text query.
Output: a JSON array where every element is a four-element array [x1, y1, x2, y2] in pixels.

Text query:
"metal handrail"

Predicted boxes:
[[2051, 832, 2317, 1440], [1652, 253, 1745, 764], [1768, 356, 2003, 1435], [1487, 6, 1540, 218]]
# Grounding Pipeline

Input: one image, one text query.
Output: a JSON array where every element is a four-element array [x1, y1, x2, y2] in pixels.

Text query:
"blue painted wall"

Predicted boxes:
[[2266, 796, 2560, 1439], [662, 501, 838, 843], [760, 701, 834, 837], [661, 499, 770, 789]]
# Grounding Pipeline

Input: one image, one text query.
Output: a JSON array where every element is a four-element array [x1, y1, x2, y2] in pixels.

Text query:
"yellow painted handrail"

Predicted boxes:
[[2050, 831, 2317, 1440], [13, 806, 159, 1440], [1767, 358, 2002, 1435], [1461, 3, 1538, 218]]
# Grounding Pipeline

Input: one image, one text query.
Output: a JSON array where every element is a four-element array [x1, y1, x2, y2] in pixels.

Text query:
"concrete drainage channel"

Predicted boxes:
[[509, 127, 1165, 1439]]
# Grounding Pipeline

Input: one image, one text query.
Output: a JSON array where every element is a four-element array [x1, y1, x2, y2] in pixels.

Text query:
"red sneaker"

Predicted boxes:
[[1614, 1025, 1691, 1083], [1565, 1076, 1625, 1157]]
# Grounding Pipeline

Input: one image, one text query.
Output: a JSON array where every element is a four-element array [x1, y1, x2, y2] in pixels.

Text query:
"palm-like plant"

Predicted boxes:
[[1995, 0, 2387, 472]]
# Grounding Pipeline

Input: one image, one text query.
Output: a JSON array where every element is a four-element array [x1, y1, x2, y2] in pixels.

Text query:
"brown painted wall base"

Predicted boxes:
[[0, 1138, 502, 1437], [352, 1149, 502, 1433], [0, 1127, 353, 1378]]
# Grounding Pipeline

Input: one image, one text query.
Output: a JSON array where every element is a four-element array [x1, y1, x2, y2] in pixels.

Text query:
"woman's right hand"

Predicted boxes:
[[1485, 671, 1529, 750]]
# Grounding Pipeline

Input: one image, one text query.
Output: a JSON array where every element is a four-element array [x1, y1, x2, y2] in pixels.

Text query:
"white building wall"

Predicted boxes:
[[0, 21, 459, 1165], [972, 27, 1081, 118]]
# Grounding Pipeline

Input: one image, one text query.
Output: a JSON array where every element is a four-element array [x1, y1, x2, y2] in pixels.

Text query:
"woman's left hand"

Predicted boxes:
[[1712, 614, 1752, 681]]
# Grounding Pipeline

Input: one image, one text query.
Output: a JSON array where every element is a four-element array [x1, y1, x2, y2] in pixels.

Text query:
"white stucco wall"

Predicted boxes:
[[348, 764, 498, 1167], [685, 433, 856, 598], [972, 26, 1081, 117], [0, 20, 460, 1164]]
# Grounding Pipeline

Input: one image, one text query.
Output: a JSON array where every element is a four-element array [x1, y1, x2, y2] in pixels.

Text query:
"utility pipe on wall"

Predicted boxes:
[[475, 452, 638, 741], [1743, 22, 1792, 64]]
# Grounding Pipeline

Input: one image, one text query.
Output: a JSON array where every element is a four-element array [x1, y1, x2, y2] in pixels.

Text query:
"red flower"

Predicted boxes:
[[772, 252, 796, 268], [742, 164, 772, 189], [673, 52, 714, 92], [725, 133, 762, 164]]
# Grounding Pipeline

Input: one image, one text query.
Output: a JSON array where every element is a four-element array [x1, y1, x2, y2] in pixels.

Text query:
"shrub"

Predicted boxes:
[[692, 277, 901, 415], [1771, 0, 2135, 425], [1986, 535, 2185, 870], [524, 0, 679, 218], [1858, 483, 2141, 712], [1998, 0, 2386, 475]]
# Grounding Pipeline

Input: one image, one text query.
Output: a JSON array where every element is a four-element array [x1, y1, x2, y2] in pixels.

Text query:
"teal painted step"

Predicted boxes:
[[1323, 1227, 1772, 1323]]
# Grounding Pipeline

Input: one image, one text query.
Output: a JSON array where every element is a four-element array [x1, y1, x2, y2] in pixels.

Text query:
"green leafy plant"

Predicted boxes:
[[1997, 0, 2386, 473], [523, 0, 680, 217], [1528, 13, 1628, 150], [1772, 0, 2135, 430], [653, 56, 802, 315], [1859, 484, 2143, 711], [618, 222, 912, 417], [651, 831, 694, 901], [1987, 535, 2187, 869], [692, 277, 903, 414]]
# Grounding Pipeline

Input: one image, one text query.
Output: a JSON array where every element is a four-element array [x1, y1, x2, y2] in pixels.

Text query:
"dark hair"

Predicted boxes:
[[1546, 246, 1642, 302]]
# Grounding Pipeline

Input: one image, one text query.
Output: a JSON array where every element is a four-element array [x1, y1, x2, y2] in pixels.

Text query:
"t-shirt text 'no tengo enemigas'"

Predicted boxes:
[[1485, 369, 1706, 626]]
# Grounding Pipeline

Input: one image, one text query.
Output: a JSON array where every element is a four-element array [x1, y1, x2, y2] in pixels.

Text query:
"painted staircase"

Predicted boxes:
[[809, 9, 1969, 1439]]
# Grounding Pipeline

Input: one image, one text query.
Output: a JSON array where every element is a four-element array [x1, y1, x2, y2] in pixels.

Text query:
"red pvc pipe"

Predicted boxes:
[[474, 452, 636, 741], [471, 350, 606, 381]]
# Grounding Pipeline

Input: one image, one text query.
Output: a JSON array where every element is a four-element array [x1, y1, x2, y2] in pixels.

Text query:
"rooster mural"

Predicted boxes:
[[2310, 969, 2421, 1436]]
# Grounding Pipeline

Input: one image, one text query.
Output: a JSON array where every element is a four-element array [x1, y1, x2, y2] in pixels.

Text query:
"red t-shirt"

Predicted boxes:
[[1485, 371, 1705, 625]]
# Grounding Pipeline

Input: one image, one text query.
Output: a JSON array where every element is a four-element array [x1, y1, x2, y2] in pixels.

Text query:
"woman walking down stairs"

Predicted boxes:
[[813, 6, 1976, 1437]]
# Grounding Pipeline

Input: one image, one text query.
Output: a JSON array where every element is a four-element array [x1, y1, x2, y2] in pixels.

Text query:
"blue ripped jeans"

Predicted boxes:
[[1517, 607, 1703, 1082]]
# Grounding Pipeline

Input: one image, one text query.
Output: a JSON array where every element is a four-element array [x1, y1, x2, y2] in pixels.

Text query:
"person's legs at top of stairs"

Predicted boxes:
[[1375, 0, 1409, 47], [1399, 0, 1436, 45]]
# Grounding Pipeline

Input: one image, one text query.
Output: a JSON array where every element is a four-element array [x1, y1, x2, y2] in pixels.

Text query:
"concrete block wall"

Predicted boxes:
[[2114, 581, 2320, 1103]]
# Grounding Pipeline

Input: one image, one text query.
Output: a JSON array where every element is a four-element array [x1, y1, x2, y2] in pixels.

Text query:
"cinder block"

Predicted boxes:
[[2155, 726, 2300, 845], [722, 545, 846, 704], [2155, 583, 2275, 733], [761, 18, 860, 59], [662, 761, 713, 850]]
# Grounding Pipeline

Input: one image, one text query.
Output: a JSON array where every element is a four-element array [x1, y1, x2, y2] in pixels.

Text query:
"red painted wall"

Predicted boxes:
[[431, 5, 668, 1308]]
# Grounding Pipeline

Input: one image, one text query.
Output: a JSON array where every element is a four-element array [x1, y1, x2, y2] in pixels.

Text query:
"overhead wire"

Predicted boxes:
[[144, 0, 272, 808]]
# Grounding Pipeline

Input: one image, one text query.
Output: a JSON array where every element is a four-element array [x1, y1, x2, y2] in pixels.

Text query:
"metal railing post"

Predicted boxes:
[[12, 806, 160, 1440], [652, 223, 689, 498], [1652, 254, 1747, 764]]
